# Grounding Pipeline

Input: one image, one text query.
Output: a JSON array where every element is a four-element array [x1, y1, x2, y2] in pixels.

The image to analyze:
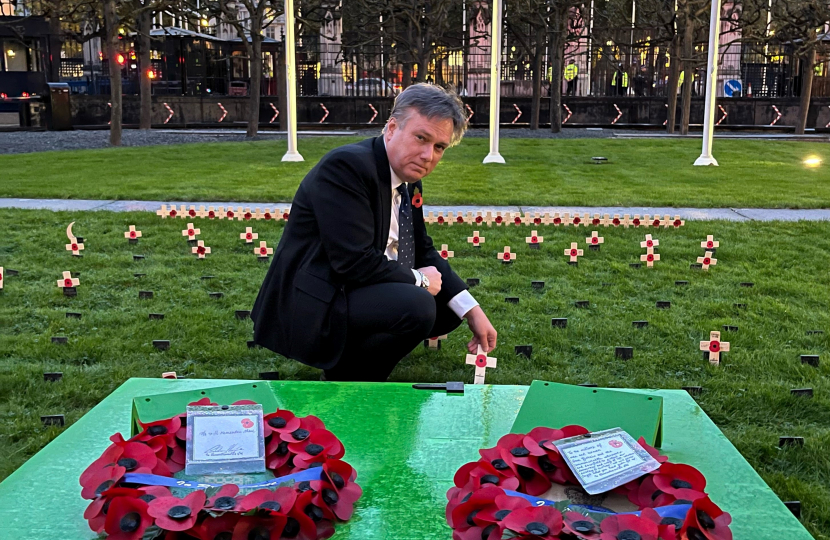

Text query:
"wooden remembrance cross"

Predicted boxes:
[[701, 331, 730, 365], [465, 345, 497, 384]]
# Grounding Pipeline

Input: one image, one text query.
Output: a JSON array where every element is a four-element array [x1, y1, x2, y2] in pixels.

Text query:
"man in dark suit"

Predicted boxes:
[[252, 83, 497, 382]]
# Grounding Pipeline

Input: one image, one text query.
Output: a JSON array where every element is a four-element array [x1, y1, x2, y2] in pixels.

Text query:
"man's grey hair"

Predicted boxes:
[[383, 83, 468, 147]]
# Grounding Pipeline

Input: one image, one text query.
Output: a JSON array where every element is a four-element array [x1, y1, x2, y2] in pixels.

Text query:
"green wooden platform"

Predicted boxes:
[[0, 379, 813, 539]]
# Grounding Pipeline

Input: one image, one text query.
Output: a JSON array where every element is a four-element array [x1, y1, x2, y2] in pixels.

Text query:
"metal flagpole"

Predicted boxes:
[[483, 0, 505, 164], [694, 0, 722, 166], [282, 0, 304, 162]]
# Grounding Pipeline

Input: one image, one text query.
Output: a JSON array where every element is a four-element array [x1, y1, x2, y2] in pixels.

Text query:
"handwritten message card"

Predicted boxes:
[[553, 427, 660, 495], [185, 404, 266, 475]]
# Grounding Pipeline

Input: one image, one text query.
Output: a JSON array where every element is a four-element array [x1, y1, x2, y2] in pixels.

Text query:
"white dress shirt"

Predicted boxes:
[[383, 140, 479, 319]]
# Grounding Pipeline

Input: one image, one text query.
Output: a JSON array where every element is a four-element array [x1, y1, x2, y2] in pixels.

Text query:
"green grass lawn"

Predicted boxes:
[[1, 137, 829, 207], [0, 209, 828, 537]]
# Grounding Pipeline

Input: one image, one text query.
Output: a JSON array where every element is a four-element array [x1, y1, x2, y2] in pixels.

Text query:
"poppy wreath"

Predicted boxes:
[[446, 425, 732, 540], [79, 398, 362, 540]]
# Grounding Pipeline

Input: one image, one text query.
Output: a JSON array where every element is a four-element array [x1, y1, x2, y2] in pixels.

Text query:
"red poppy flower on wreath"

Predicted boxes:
[[411, 188, 423, 208], [134, 416, 181, 446], [280, 415, 325, 443], [206, 483, 241, 511], [147, 490, 206, 531], [290, 429, 345, 468], [599, 513, 660, 540], [238, 486, 297, 515], [563, 511, 602, 539], [104, 495, 152, 540], [503, 505, 563, 539], [232, 514, 288, 540], [81, 464, 127, 500], [196, 512, 239, 540], [680, 495, 733, 540], [454, 461, 520, 492], [449, 485, 503, 531], [653, 462, 707, 498], [84, 486, 144, 534], [639, 507, 684, 540]]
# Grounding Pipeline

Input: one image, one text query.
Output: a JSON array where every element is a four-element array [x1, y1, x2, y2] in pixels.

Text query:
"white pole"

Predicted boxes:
[[282, 0, 304, 162], [483, 0, 505, 164], [693, 0, 722, 166]]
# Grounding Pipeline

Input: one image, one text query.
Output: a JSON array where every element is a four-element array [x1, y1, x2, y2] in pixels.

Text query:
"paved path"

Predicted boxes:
[[1, 198, 828, 221]]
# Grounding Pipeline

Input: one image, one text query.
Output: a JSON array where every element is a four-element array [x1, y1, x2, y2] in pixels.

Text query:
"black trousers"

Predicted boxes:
[[323, 283, 463, 382]]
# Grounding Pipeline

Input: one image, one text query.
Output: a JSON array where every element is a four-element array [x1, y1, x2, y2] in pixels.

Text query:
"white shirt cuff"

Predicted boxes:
[[448, 290, 479, 319], [411, 269, 422, 286]]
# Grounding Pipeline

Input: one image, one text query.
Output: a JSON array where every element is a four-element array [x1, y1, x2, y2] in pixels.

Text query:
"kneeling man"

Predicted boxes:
[[251, 83, 497, 381]]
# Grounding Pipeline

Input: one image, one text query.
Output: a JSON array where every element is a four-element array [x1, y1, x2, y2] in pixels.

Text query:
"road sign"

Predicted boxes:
[[724, 79, 742, 97]]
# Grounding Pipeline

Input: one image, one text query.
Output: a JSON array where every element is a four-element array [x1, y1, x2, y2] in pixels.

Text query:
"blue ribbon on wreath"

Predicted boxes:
[[123, 467, 323, 490]]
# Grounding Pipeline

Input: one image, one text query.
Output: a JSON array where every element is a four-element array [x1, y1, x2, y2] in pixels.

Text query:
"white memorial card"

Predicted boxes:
[[185, 404, 266, 475], [553, 427, 660, 495]]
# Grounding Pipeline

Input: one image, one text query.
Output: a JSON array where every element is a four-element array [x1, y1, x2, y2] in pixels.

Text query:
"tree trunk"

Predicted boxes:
[[796, 47, 816, 135], [548, 19, 565, 133], [679, 15, 694, 135], [103, 0, 122, 146], [137, 10, 152, 130], [530, 26, 544, 130], [248, 35, 262, 138], [277, 41, 287, 131], [666, 37, 680, 134]]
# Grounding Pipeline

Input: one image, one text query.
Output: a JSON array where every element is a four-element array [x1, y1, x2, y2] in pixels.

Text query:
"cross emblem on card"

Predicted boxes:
[[240, 227, 258, 243], [182, 223, 200, 239], [192, 240, 211, 259], [468, 231, 485, 247], [440, 244, 454, 259], [697, 251, 717, 270], [564, 242, 583, 262], [586, 231, 604, 246], [465, 346, 497, 384], [641, 248, 660, 267], [255, 241, 273, 258], [425, 335, 448, 350], [498, 246, 517, 263], [640, 234, 659, 249], [525, 230, 544, 246], [701, 331, 729, 364], [124, 225, 142, 241], [57, 271, 79, 289], [701, 235, 719, 250]]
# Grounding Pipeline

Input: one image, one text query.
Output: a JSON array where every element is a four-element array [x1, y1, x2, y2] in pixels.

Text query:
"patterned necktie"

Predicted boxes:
[[396, 184, 415, 269]]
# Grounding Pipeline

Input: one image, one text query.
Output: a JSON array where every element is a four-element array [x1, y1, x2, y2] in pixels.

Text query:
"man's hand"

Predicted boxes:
[[465, 306, 497, 353], [417, 266, 442, 296]]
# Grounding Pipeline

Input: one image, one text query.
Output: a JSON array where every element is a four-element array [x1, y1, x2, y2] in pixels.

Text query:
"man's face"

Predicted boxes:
[[384, 111, 453, 183]]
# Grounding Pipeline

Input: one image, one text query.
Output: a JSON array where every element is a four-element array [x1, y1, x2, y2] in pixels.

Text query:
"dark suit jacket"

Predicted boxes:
[[251, 136, 468, 370]]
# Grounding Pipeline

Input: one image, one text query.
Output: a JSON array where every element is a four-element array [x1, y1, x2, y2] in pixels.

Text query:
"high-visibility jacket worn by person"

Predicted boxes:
[[612, 71, 629, 87], [564, 64, 578, 81]]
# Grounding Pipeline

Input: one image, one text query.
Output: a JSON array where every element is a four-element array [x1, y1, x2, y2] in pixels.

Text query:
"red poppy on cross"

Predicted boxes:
[[553, 212, 565, 226], [192, 240, 211, 259], [206, 206, 217, 219], [641, 248, 660, 267], [439, 244, 454, 259], [66, 239, 84, 256], [425, 334, 448, 350], [513, 214, 524, 226], [0, 267, 4, 290], [586, 231, 604, 246], [243, 208, 254, 221], [255, 241, 273, 258], [564, 242, 583, 262], [56, 271, 79, 289], [525, 230, 544, 246], [436, 213, 446, 225], [474, 212, 485, 225], [456, 213, 466, 224], [240, 227, 258, 243], [631, 215, 643, 227], [701, 235, 719, 250], [571, 213, 583, 227], [700, 330, 730, 365], [465, 345, 497, 384], [280, 207, 290, 221], [697, 251, 718, 270], [182, 223, 200, 239], [640, 234, 659, 249], [124, 225, 142, 240], [671, 215, 685, 228], [493, 212, 506, 226], [187, 206, 198, 219], [467, 231, 485, 247], [591, 214, 603, 227], [651, 215, 664, 227], [610, 214, 622, 227], [498, 246, 517, 263]]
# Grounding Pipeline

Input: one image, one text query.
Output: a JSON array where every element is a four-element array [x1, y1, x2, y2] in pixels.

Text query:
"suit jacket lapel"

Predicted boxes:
[[373, 136, 392, 251]]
